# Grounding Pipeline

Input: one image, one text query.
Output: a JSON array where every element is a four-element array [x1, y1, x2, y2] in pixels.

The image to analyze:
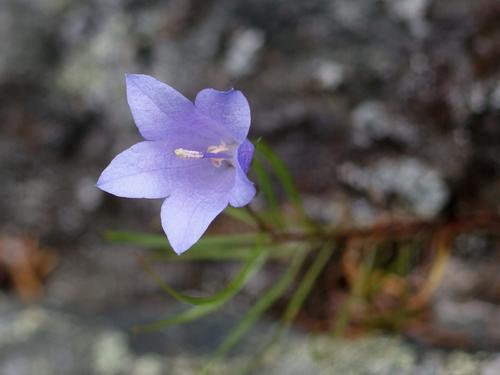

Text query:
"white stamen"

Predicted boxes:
[[206, 141, 230, 168], [174, 148, 203, 159], [207, 141, 229, 154]]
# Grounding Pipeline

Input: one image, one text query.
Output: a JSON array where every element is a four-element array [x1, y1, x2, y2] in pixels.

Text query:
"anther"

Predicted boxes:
[[174, 148, 203, 159]]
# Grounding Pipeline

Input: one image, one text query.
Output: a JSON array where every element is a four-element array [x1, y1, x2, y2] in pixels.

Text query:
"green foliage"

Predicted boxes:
[[106, 141, 339, 370], [254, 141, 316, 232], [223, 206, 256, 227], [255, 142, 303, 215], [208, 249, 308, 365], [253, 156, 284, 228], [280, 244, 333, 329], [107, 163, 488, 374], [99, 133, 474, 374], [135, 243, 268, 333], [141, 250, 266, 306], [107, 231, 267, 261]]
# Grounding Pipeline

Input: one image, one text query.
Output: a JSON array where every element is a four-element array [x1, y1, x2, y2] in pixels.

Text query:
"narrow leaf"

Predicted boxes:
[[210, 249, 307, 362], [281, 244, 333, 327], [256, 142, 315, 231], [256, 142, 302, 212], [247, 244, 334, 369], [134, 243, 268, 332], [107, 231, 259, 248], [223, 206, 256, 227], [134, 303, 219, 333], [253, 157, 284, 228], [150, 243, 299, 262], [141, 248, 267, 306]]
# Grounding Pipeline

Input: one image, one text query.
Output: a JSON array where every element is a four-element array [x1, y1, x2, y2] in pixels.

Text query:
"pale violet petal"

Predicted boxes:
[[126, 74, 197, 141], [161, 163, 235, 254], [229, 140, 256, 207], [126, 74, 222, 148], [97, 140, 202, 199], [194, 88, 251, 143], [237, 139, 255, 174], [229, 163, 256, 207]]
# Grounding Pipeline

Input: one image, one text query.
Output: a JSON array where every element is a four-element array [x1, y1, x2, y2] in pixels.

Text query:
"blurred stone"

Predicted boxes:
[[351, 101, 419, 147], [491, 83, 500, 110], [0, 301, 498, 374], [435, 257, 479, 299], [224, 28, 265, 78], [76, 176, 103, 212], [434, 299, 500, 336], [0, 0, 499, 371], [56, 12, 135, 124], [131, 355, 164, 375], [311, 59, 345, 91], [303, 194, 346, 225], [383, 0, 430, 37], [339, 158, 449, 218], [483, 355, 500, 375], [93, 331, 132, 375], [330, 0, 375, 30]]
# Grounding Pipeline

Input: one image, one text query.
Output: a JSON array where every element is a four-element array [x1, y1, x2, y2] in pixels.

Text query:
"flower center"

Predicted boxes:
[[174, 141, 231, 168]]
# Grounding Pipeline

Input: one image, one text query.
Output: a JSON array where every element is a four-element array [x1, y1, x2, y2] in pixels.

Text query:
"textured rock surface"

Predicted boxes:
[[0, 300, 499, 375], [1, 0, 499, 373], [1, 0, 499, 241]]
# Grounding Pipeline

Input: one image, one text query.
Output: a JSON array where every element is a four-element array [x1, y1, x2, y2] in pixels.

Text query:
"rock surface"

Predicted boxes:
[[1, 0, 499, 241], [0, 0, 499, 373], [0, 300, 499, 375]]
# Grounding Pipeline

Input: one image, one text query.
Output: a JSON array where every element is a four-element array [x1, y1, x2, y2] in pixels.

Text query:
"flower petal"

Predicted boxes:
[[229, 139, 256, 207], [125, 74, 220, 147], [237, 139, 255, 174], [194, 88, 251, 143], [229, 164, 256, 208], [161, 163, 235, 254], [97, 141, 199, 199]]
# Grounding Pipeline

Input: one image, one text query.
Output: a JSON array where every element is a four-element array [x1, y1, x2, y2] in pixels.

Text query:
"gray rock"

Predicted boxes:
[[0, 300, 499, 374], [310, 59, 346, 91], [351, 101, 419, 147], [224, 28, 266, 78], [383, 0, 431, 37], [339, 158, 449, 219], [483, 355, 500, 375]]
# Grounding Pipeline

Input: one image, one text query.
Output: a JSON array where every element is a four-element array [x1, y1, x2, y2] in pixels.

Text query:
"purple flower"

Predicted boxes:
[[97, 74, 256, 254]]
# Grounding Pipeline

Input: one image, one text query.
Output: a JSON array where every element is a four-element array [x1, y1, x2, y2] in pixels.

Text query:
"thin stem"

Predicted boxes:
[[270, 211, 500, 245]]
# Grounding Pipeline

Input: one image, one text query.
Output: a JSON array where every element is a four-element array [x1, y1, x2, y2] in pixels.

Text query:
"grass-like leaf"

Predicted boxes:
[[134, 303, 220, 333], [141, 248, 267, 306], [280, 244, 333, 328], [223, 206, 257, 227], [106, 231, 271, 261], [206, 248, 307, 368], [256, 142, 302, 213], [244, 244, 334, 373], [253, 157, 284, 228], [150, 243, 300, 262], [134, 245, 268, 333], [255, 142, 316, 232]]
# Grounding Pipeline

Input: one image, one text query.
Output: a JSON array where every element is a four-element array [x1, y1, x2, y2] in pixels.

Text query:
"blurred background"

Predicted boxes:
[[1, 0, 500, 373]]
